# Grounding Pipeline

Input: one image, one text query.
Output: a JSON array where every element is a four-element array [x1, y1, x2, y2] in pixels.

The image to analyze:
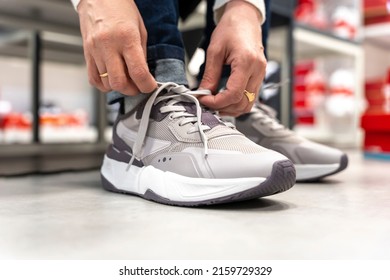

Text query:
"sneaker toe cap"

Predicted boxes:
[[295, 142, 345, 165], [207, 149, 289, 179]]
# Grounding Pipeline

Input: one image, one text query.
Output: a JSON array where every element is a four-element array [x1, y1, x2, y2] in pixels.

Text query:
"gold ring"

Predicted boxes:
[[99, 72, 109, 78], [243, 90, 255, 102]]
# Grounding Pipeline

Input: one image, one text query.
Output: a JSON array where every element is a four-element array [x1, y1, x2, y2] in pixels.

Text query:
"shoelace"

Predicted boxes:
[[262, 79, 290, 90], [251, 103, 285, 131], [126, 82, 213, 171]]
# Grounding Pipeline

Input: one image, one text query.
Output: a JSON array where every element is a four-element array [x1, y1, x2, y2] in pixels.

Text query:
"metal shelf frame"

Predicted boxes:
[[0, 0, 107, 176]]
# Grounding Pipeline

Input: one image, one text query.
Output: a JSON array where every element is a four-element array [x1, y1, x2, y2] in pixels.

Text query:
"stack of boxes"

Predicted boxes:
[[361, 71, 390, 159], [362, 0, 390, 159], [364, 0, 390, 25]]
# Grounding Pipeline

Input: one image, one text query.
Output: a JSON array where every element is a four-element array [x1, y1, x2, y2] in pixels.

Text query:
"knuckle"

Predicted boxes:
[[116, 25, 132, 37], [201, 72, 214, 85], [231, 91, 243, 103], [207, 44, 222, 56], [88, 75, 100, 87], [84, 36, 95, 49], [95, 84, 107, 93], [243, 106, 252, 114], [129, 66, 149, 80], [94, 30, 111, 44], [110, 76, 128, 91], [119, 28, 142, 49], [258, 56, 267, 71]]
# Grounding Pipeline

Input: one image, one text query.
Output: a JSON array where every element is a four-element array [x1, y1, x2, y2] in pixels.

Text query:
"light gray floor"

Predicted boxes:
[[0, 150, 389, 260]]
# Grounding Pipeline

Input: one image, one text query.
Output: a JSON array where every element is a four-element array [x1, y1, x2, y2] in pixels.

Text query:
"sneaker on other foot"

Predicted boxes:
[[100, 83, 296, 206], [235, 103, 348, 182]]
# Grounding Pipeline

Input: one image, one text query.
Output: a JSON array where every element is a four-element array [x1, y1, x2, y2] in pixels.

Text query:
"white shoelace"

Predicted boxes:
[[251, 103, 285, 131], [126, 82, 213, 171]]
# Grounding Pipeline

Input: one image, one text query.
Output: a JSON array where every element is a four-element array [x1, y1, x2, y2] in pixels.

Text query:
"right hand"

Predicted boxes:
[[77, 0, 157, 95]]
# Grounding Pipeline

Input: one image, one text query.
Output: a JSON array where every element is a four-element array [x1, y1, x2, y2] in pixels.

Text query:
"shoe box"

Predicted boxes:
[[361, 70, 390, 159], [295, 0, 359, 40], [364, 0, 390, 25]]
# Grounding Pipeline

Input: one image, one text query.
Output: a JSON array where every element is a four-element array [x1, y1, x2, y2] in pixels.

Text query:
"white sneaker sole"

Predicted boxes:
[[100, 155, 296, 206], [295, 154, 348, 181]]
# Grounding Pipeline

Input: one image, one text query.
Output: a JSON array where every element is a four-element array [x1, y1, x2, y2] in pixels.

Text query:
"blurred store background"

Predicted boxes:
[[1, 0, 390, 175]]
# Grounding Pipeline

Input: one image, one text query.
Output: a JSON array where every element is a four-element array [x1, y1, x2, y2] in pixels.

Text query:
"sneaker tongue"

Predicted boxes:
[[255, 103, 277, 118], [136, 97, 223, 129], [181, 102, 222, 129]]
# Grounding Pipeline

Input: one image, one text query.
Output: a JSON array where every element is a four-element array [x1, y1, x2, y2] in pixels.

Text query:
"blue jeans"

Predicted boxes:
[[108, 0, 271, 110], [198, 0, 271, 81], [108, 0, 188, 108]]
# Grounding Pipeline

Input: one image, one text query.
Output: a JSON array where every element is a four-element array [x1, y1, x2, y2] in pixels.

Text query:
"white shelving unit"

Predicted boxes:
[[364, 22, 390, 47], [267, 20, 365, 148], [363, 22, 390, 80], [292, 25, 365, 148]]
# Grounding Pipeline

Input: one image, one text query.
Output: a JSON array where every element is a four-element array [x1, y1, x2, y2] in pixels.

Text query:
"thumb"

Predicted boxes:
[[198, 48, 224, 93]]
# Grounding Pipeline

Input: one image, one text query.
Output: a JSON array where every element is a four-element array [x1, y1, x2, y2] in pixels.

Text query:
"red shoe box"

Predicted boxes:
[[365, 15, 390, 25], [364, 0, 389, 16], [294, 60, 324, 125], [361, 114, 390, 153], [364, 0, 390, 25], [365, 79, 390, 113]]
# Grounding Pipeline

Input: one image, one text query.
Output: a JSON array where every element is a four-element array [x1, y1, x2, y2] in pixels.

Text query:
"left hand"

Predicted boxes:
[[198, 0, 266, 116]]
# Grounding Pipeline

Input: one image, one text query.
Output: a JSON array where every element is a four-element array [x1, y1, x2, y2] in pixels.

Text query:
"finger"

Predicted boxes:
[[123, 44, 157, 94], [199, 64, 249, 110], [218, 100, 249, 117], [198, 44, 224, 93], [104, 54, 139, 96], [93, 54, 111, 91], [206, 71, 262, 116], [84, 51, 109, 92], [139, 18, 148, 60], [242, 74, 263, 111]]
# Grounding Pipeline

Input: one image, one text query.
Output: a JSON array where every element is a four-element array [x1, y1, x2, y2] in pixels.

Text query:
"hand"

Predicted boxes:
[[78, 0, 157, 95], [198, 1, 266, 116]]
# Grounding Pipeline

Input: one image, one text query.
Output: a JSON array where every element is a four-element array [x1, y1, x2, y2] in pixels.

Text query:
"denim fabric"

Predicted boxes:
[[108, 59, 188, 111], [262, 0, 271, 57], [135, 0, 185, 63], [107, 0, 188, 111], [198, 0, 271, 81]]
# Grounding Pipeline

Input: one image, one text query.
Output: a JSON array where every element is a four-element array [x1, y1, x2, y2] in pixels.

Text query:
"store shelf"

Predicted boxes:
[[291, 23, 365, 148], [0, 0, 79, 36], [294, 23, 362, 59], [364, 22, 390, 47], [0, 142, 106, 176], [0, 28, 84, 64]]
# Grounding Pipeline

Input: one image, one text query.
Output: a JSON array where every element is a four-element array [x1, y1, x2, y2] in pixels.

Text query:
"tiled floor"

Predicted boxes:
[[0, 150, 389, 260]]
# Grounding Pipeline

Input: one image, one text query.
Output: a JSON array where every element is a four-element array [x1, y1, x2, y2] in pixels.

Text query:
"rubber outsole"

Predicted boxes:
[[101, 159, 296, 207], [296, 154, 349, 182]]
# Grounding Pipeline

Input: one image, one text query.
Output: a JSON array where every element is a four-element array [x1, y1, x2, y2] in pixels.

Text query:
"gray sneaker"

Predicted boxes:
[[100, 82, 296, 206], [235, 103, 348, 182]]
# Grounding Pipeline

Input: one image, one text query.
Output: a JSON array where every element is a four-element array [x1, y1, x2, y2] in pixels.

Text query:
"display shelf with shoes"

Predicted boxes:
[[292, 56, 365, 147], [0, 0, 108, 175], [364, 22, 390, 47], [267, 0, 364, 148], [294, 0, 361, 41], [292, 1, 364, 148], [267, 28, 364, 148], [361, 0, 390, 160]]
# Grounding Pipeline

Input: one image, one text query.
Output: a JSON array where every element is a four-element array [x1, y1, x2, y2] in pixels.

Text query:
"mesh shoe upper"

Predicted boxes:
[[235, 103, 345, 166], [112, 83, 288, 179]]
